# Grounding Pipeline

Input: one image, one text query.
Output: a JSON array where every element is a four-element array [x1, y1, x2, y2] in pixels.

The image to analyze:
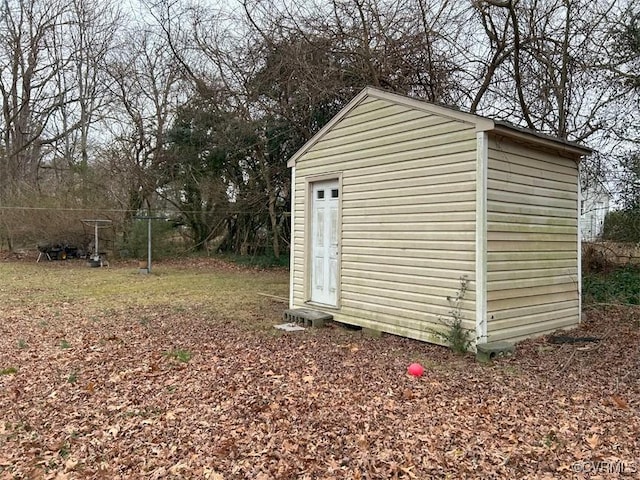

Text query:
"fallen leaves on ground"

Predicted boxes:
[[0, 259, 638, 479]]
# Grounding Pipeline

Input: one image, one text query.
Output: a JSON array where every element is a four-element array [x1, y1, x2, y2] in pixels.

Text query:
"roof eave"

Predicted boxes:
[[491, 124, 592, 159], [286, 87, 593, 168]]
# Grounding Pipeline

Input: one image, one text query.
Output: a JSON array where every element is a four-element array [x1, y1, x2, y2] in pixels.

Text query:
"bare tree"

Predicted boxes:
[[61, 0, 121, 172], [469, 0, 628, 144], [102, 26, 186, 228], [169, 0, 472, 256], [0, 0, 74, 191]]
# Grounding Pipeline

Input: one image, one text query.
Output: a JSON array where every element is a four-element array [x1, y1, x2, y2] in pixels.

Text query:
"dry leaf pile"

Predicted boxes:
[[0, 260, 638, 479]]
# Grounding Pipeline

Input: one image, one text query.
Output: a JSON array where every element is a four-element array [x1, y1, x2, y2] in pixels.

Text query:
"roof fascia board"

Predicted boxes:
[[286, 88, 370, 168], [491, 125, 592, 158], [287, 86, 592, 167], [366, 88, 494, 131]]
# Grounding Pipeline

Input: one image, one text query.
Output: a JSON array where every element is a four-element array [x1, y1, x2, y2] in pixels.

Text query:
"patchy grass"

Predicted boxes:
[[0, 258, 288, 327], [163, 349, 192, 363], [0, 257, 638, 478]]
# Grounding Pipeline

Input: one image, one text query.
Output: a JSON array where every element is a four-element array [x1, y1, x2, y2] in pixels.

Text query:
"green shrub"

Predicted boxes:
[[120, 219, 181, 259], [601, 210, 640, 243], [583, 265, 640, 305]]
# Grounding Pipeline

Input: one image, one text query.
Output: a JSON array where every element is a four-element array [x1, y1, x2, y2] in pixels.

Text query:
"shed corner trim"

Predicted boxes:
[[475, 131, 489, 345]]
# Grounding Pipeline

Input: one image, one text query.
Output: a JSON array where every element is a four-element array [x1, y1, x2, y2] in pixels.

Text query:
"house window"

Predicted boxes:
[[317, 190, 325, 199], [331, 189, 339, 198]]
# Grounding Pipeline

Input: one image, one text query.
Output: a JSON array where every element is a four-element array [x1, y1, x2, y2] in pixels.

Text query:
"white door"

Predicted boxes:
[[311, 180, 340, 306]]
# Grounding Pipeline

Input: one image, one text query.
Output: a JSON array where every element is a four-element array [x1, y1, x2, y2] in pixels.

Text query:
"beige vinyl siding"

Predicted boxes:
[[292, 97, 477, 343], [486, 136, 579, 343]]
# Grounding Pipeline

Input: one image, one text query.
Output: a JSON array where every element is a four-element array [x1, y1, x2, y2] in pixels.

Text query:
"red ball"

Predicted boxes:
[[407, 363, 424, 377]]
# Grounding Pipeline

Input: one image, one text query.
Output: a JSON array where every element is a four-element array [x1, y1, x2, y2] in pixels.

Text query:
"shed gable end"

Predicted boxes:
[[291, 96, 479, 343]]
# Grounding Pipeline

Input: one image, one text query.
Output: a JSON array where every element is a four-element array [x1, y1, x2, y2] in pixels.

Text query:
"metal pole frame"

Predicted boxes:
[[134, 215, 166, 274], [81, 219, 112, 265], [147, 217, 152, 273]]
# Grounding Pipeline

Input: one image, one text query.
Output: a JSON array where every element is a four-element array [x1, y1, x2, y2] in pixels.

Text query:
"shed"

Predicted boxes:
[[287, 87, 591, 346]]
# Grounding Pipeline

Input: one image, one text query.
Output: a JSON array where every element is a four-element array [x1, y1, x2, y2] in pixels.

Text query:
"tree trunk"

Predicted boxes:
[[268, 186, 280, 259]]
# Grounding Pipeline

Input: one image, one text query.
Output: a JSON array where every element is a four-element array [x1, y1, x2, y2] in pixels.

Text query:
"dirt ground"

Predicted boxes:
[[0, 258, 638, 479]]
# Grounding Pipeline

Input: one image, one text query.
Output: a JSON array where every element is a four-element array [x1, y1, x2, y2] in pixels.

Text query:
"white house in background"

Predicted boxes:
[[580, 183, 611, 241]]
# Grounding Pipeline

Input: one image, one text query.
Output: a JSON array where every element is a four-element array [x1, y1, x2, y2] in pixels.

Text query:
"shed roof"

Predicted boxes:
[[287, 87, 592, 168]]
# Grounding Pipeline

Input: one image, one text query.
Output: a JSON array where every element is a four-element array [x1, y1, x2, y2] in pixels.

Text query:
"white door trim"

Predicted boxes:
[[310, 179, 340, 306], [289, 166, 296, 308], [304, 173, 342, 308]]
